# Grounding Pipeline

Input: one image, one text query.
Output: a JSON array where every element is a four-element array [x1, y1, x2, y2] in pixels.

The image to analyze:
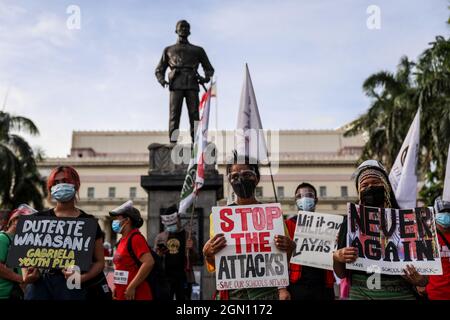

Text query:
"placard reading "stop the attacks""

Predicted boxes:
[[212, 203, 289, 290]]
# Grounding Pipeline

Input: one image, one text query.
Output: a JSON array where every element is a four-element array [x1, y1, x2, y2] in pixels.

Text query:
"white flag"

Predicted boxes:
[[389, 109, 420, 208], [236, 64, 268, 162], [179, 84, 213, 214], [443, 144, 450, 202], [195, 83, 213, 189]]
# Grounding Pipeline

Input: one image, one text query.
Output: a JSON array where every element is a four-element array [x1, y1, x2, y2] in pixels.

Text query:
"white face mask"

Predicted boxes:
[[296, 197, 316, 212], [51, 183, 76, 202]]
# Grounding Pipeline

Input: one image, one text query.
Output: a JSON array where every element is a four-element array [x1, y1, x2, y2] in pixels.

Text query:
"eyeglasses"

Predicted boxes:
[[295, 192, 315, 199], [228, 170, 257, 182]]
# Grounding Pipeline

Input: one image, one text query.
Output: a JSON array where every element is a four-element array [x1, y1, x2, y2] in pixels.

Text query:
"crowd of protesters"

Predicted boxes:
[[0, 158, 449, 300]]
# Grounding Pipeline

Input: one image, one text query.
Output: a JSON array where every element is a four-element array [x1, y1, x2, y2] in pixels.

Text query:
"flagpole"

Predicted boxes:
[[268, 164, 277, 202], [178, 82, 213, 297], [266, 149, 278, 203], [214, 79, 219, 172], [185, 81, 209, 271], [185, 191, 197, 273]]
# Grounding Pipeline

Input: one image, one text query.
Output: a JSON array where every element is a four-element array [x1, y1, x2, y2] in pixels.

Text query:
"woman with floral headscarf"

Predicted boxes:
[[333, 160, 428, 300]]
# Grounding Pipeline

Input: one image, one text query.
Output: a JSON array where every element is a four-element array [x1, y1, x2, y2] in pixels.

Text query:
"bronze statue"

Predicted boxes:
[[155, 20, 214, 143]]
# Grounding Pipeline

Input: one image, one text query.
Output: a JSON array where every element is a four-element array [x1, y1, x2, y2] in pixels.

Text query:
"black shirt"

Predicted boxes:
[[164, 229, 187, 280], [297, 266, 326, 286]]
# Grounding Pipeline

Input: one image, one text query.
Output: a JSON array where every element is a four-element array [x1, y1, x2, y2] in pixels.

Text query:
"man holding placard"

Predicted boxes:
[[286, 182, 341, 300], [203, 152, 294, 300]]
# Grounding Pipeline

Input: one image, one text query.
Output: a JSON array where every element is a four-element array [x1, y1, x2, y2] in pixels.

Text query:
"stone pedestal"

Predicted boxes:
[[140, 143, 223, 300]]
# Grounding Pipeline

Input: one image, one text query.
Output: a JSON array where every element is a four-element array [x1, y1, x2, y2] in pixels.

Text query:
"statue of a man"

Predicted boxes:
[[155, 20, 214, 143]]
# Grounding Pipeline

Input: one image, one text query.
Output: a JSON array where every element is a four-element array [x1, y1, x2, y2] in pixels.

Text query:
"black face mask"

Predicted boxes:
[[231, 178, 256, 199], [360, 186, 385, 207]]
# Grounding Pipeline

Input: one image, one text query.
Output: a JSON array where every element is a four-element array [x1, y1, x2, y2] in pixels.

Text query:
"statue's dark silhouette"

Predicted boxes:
[[155, 20, 214, 143]]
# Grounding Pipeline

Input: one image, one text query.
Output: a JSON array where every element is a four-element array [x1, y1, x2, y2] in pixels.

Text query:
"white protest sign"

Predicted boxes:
[[212, 203, 289, 290], [346, 203, 442, 275], [290, 211, 343, 270]]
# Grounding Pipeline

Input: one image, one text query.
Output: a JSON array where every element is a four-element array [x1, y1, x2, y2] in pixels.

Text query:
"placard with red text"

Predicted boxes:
[[212, 203, 289, 290]]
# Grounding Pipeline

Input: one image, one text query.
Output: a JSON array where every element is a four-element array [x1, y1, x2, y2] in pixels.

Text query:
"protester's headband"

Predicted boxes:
[[352, 160, 388, 190], [358, 169, 387, 188], [435, 196, 450, 213], [161, 212, 178, 226]]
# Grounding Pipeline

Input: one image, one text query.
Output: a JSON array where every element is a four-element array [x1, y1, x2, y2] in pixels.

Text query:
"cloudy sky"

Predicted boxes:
[[0, 0, 448, 157]]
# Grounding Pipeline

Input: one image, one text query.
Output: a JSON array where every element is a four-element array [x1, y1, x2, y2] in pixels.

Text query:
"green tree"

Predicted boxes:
[[416, 35, 450, 204], [0, 110, 46, 210], [417, 36, 450, 174], [344, 35, 450, 205], [343, 56, 418, 170]]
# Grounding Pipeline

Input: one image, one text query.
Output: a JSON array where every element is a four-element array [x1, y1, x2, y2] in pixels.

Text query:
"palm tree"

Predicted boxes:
[[416, 35, 450, 203], [416, 36, 450, 177], [344, 56, 418, 170], [344, 34, 450, 205], [0, 110, 46, 210]]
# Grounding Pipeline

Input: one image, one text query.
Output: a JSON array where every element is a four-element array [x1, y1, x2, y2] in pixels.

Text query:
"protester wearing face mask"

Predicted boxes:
[[285, 183, 336, 300], [0, 205, 35, 299], [24, 166, 107, 300], [154, 205, 198, 300], [418, 197, 450, 300], [110, 201, 154, 300], [333, 160, 428, 300], [203, 151, 295, 300]]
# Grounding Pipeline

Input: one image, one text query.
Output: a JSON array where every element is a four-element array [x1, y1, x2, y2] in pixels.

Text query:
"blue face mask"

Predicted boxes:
[[296, 197, 316, 212], [166, 224, 178, 233], [51, 183, 76, 202], [436, 213, 450, 228], [112, 220, 123, 233]]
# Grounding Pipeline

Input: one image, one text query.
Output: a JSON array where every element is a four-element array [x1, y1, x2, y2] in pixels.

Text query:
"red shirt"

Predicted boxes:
[[113, 229, 152, 300], [426, 231, 450, 300], [285, 216, 335, 288]]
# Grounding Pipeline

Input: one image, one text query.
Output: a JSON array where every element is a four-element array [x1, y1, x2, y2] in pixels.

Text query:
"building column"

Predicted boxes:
[[99, 217, 112, 244], [139, 219, 148, 243]]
